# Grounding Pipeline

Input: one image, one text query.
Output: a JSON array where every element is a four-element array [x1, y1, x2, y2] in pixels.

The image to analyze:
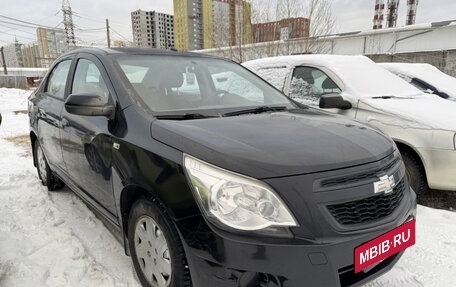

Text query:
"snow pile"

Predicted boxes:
[[0, 88, 456, 286], [0, 88, 31, 139]]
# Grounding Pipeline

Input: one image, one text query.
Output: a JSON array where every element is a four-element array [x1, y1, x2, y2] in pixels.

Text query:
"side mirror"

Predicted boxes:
[[319, 94, 352, 110], [65, 93, 114, 118]]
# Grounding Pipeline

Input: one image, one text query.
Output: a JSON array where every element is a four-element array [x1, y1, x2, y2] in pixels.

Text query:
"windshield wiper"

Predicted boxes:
[[155, 113, 215, 120], [223, 106, 287, 117]]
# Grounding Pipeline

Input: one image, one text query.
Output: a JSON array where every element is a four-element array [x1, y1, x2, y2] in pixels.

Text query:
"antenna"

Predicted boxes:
[[62, 0, 76, 47]]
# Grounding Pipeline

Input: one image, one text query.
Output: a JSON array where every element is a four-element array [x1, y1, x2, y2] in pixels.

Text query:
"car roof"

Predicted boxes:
[[59, 47, 221, 59], [243, 54, 373, 69]]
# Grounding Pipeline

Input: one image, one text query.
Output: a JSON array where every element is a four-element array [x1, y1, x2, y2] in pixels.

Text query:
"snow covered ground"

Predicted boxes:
[[0, 88, 455, 286]]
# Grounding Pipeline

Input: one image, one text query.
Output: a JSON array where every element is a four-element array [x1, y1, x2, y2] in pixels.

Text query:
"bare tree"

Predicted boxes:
[[251, 0, 336, 56], [300, 0, 335, 53], [212, 0, 253, 62], [276, 0, 302, 19]]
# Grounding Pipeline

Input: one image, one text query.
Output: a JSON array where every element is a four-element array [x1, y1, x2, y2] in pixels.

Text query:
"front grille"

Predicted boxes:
[[327, 179, 405, 226], [321, 157, 400, 188]]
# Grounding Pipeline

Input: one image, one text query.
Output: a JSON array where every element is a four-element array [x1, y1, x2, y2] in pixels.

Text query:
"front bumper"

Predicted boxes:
[[419, 148, 456, 191], [175, 193, 416, 287], [177, 151, 416, 286]]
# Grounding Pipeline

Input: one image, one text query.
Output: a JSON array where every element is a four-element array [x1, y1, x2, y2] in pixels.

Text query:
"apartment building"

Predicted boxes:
[[253, 17, 310, 43], [174, 0, 251, 51], [36, 27, 68, 68], [131, 9, 174, 49]]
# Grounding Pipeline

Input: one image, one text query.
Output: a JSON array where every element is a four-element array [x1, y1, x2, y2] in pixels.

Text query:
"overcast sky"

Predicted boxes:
[[1, 0, 455, 46]]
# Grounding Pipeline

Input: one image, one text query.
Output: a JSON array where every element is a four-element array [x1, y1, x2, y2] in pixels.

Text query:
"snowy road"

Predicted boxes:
[[1, 88, 455, 286]]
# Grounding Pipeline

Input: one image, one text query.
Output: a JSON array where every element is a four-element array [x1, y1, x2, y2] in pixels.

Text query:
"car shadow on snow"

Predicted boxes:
[[419, 189, 456, 211]]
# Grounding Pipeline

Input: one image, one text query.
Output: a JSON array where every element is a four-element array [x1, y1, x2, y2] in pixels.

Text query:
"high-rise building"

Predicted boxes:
[[3, 40, 23, 67], [173, 0, 251, 51], [386, 0, 400, 28], [174, 0, 212, 51], [373, 0, 385, 29], [36, 27, 68, 68], [252, 18, 310, 43], [21, 43, 41, 68], [213, 0, 252, 47], [406, 0, 419, 26], [131, 10, 174, 49]]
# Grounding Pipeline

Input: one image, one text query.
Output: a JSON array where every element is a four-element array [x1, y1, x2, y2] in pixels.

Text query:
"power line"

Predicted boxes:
[[110, 27, 131, 41], [0, 14, 58, 30], [73, 11, 131, 28]]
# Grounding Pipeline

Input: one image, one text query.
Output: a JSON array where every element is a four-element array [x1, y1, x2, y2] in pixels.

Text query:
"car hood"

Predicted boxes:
[[151, 110, 394, 179], [361, 94, 456, 131]]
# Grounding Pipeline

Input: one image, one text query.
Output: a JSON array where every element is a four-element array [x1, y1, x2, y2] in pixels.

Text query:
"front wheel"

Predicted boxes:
[[401, 149, 428, 199], [34, 140, 64, 191], [128, 199, 191, 287]]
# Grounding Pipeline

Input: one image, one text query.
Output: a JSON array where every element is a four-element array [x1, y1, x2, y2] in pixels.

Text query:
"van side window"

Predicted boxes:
[[290, 66, 341, 106], [45, 60, 72, 99]]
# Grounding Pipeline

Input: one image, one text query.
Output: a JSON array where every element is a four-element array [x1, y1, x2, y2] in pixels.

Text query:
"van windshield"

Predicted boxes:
[[115, 55, 295, 116]]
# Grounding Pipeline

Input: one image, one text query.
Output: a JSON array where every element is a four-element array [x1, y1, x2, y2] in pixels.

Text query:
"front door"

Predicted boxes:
[[60, 54, 117, 217]]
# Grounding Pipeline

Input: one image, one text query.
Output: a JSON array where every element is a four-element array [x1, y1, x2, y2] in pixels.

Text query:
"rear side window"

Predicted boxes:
[[45, 60, 72, 99]]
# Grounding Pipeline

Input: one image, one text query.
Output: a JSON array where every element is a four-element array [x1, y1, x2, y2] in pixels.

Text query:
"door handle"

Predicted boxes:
[[61, 118, 69, 128]]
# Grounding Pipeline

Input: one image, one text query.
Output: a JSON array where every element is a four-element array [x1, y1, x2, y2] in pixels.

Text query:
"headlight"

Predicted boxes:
[[183, 154, 298, 231]]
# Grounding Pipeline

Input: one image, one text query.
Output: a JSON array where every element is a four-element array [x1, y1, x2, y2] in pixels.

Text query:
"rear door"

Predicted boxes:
[[33, 57, 73, 175], [60, 53, 117, 218]]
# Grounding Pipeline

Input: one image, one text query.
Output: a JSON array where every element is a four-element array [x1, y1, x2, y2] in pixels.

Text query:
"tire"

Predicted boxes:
[[34, 140, 65, 191], [128, 199, 191, 287], [401, 149, 428, 198]]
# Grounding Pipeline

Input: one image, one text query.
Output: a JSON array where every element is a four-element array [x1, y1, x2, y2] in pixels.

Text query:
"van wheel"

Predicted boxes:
[[401, 149, 428, 199], [128, 199, 191, 287], [34, 140, 65, 191]]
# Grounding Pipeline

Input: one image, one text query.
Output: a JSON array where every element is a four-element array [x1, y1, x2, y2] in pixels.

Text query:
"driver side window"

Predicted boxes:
[[71, 59, 110, 104], [290, 66, 341, 106]]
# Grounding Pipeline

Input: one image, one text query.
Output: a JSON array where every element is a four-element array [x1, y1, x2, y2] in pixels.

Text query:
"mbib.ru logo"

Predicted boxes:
[[355, 219, 415, 273]]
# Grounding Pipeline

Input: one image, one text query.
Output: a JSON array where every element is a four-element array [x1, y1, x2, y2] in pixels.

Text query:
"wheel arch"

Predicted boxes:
[[394, 140, 427, 177], [119, 184, 179, 254]]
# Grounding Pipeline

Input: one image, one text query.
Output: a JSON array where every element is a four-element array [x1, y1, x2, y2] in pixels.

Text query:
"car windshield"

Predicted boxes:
[[115, 55, 295, 116]]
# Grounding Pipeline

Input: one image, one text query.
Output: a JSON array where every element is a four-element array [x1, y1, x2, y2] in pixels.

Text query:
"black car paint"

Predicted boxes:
[[28, 48, 416, 287], [151, 110, 394, 179]]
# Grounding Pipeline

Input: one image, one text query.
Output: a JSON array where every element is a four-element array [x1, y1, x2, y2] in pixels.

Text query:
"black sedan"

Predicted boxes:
[[28, 48, 416, 287]]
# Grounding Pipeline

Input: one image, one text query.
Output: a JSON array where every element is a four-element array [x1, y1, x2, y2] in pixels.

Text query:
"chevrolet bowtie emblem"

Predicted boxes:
[[374, 175, 396, 194]]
